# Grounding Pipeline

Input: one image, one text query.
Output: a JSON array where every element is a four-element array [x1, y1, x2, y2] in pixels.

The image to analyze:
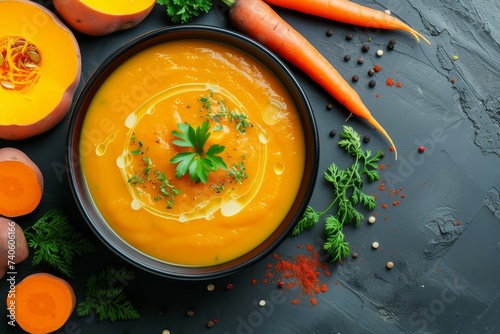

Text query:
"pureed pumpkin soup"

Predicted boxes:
[[79, 39, 306, 266]]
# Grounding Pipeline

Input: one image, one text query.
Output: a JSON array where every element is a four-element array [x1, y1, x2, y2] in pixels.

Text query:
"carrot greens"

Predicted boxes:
[[170, 121, 227, 184], [24, 208, 96, 277], [293, 126, 383, 262], [77, 266, 140, 322]]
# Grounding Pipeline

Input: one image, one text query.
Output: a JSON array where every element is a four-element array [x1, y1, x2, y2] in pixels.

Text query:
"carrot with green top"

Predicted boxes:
[[263, 0, 430, 44], [223, 0, 398, 158]]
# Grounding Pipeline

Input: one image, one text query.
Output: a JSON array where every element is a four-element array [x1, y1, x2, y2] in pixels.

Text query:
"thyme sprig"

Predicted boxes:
[[293, 126, 383, 262], [24, 208, 96, 277]]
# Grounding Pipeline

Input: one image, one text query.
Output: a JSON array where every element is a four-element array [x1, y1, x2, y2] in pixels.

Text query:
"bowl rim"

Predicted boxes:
[[66, 24, 319, 280]]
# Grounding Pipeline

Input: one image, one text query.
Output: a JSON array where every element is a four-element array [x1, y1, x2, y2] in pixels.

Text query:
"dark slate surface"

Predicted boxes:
[[1, 0, 500, 333]]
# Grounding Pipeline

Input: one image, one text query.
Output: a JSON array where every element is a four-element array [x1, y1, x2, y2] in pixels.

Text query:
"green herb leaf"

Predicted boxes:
[[24, 208, 96, 277], [293, 126, 383, 262], [292, 206, 320, 235], [156, 0, 213, 23], [77, 266, 140, 322], [170, 121, 227, 183]]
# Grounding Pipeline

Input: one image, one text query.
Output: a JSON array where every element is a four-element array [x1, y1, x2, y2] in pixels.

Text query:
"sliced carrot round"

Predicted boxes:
[[6, 273, 76, 333], [0, 160, 42, 217]]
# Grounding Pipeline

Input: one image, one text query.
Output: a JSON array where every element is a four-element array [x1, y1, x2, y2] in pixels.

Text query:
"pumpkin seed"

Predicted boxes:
[[22, 62, 38, 69], [28, 50, 40, 63], [13, 38, 26, 47], [12, 45, 24, 53], [1, 80, 14, 89]]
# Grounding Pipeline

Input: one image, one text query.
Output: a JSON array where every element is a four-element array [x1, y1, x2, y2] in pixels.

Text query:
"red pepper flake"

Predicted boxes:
[[251, 278, 257, 285], [291, 299, 300, 305], [386, 78, 394, 86], [396, 82, 402, 88], [260, 244, 330, 306], [310, 298, 318, 306], [375, 93, 380, 98], [374, 64, 382, 72], [389, 146, 395, 152], [226, 283, 234, 290], [456, 221, 461, 226], [381, 203, 388, 209], [392, 201, 400, 206], [379, 164, 385, 170]]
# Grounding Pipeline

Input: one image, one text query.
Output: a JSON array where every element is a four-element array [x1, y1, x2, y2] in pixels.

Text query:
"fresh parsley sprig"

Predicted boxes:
[[77, 266, 140, 322], [293, 126, 383, 262], [24, 208, 96, 277], [156, 0, 212, 23], [170, 121, 227, 183]]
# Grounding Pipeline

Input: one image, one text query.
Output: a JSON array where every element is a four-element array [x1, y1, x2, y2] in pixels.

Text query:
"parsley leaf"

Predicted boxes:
[[293, 126, 383, 262], [170, 121, 227, 183], [156, 0, 212, 23]]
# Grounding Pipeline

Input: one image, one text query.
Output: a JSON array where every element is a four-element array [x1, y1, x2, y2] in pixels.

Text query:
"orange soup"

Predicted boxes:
[[80, 39, 306, 266]]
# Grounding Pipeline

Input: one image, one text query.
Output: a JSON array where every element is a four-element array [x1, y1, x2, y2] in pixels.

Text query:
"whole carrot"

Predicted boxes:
[[223, 0, 397, 158], [263, 0, 430, 44]]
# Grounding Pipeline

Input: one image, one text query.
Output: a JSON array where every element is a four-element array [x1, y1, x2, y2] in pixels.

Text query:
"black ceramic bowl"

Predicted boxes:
[[66, 25, 319, 280]]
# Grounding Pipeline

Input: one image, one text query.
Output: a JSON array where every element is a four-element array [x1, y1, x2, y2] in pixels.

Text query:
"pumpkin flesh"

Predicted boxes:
[[80, 0, 155, 15], [53, 0, 156, 36], [0, 0, 81, 140]]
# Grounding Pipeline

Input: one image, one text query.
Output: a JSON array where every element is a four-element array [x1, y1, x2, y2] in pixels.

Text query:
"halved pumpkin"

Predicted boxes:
[[53, 0, 156, 36], [0, 0, 81, 140]]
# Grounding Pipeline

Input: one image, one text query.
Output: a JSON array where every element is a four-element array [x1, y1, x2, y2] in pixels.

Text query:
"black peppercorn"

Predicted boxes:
[[368, 68, 375, 76], [346, 33, 353, 41], [327, 103, 333, 110], [363, 135, 371, 143], [344, 54, 351, 62], [357, 57, 364, 64], [361, 44, 370, 52], [368, 80, 376, 87], [329, 130, 337, 137], [352, 75, 359, 82], [326, 29, 334, 37]]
